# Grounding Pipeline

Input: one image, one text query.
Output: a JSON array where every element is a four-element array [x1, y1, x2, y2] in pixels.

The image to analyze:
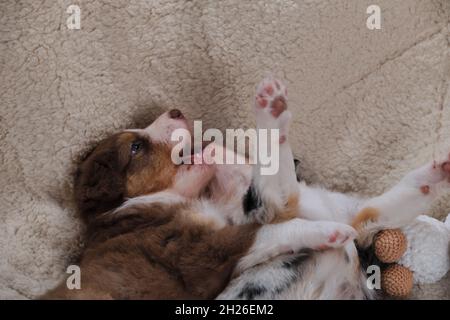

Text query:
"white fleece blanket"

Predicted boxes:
[[0, 0, 449, 299]]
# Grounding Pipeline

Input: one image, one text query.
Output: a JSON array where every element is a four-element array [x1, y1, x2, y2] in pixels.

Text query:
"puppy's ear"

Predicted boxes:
[[74, 148, 127, 221]]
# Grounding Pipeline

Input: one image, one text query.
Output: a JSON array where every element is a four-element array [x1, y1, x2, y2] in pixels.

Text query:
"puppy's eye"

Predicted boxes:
[[130, 141, 143, 155]]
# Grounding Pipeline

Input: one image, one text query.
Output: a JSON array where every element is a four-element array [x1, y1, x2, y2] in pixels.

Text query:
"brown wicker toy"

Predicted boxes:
[[374, 229, 407, 263], [381, 264, 414, 297], [373, 229, 413, 297]]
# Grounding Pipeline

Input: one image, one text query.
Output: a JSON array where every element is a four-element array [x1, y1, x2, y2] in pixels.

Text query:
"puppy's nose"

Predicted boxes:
[[169, 109, 184, 119]]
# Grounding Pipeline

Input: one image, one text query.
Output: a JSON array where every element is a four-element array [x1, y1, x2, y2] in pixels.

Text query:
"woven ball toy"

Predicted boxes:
[[373, 214, 450, 298], [381, 264, 414, 297], [373, 228, 411, 297], [374, 229, 407, 263]]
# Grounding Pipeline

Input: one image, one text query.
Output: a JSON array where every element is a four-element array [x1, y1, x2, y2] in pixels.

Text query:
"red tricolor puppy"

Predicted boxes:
[[43, 86, 355, 299], [44, 76, 450, 300]]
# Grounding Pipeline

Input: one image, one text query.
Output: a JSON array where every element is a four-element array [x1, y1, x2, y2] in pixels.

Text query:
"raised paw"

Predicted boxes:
[[254, 76, 291, 142], [306, 221, 357, 251], [255, 76, 288, 117]]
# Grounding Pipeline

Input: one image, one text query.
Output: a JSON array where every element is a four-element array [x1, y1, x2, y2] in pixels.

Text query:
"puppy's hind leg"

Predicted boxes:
[[352, 154, 450, 247]]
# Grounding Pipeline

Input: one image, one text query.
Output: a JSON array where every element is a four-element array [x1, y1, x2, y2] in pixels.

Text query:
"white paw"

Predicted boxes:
[[255, 76, 288, 118], [254, 76, 291, 142], [402, 153, 450, 194], [306, 221, 357, 250]]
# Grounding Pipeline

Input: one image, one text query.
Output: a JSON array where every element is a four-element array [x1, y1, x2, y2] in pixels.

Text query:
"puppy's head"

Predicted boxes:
[[75, 109, 215, 220]]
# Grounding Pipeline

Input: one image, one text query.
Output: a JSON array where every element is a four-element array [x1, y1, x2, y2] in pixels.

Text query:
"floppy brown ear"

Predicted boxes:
[[74, 149, 126, 221]]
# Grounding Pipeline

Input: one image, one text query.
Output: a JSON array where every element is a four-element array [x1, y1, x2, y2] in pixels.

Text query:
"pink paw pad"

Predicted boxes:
[[315, 244, 331, 251], [442, 162, 450, 174], [256, 95, 268, 108], [270, 96, 287, 118], [264, 84, 274, 96], [328, 231, 349, 245], [328, 232, 338, 243], [420, 185, 430, 195]]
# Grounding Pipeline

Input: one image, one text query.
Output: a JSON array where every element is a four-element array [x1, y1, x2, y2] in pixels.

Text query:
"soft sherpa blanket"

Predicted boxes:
[[1, 0, 449, 299]]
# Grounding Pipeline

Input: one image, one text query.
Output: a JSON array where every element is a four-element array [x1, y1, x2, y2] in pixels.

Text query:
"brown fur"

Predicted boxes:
[[271, 193, 300, 224], [44, 202, 260, 299], [351, 207, 379, 231], [126, 143, 177, 197], [45, 131, 262, 299], [74, 132, 178, 221]]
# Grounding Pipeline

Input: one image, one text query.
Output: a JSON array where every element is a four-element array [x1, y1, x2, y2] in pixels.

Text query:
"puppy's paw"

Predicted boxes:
[[308, 222, 357, 250], [255, 76, 287, 117], [402, 153, 450, 195], [254, 76, 291, 143], [434, 153, 450, 181]]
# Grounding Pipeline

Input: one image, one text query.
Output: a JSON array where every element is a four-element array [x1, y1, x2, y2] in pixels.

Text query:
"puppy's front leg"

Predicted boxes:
[[245, 76, 300, 223], [235, 218, 357, 274], [235, 76, 358, 275]]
